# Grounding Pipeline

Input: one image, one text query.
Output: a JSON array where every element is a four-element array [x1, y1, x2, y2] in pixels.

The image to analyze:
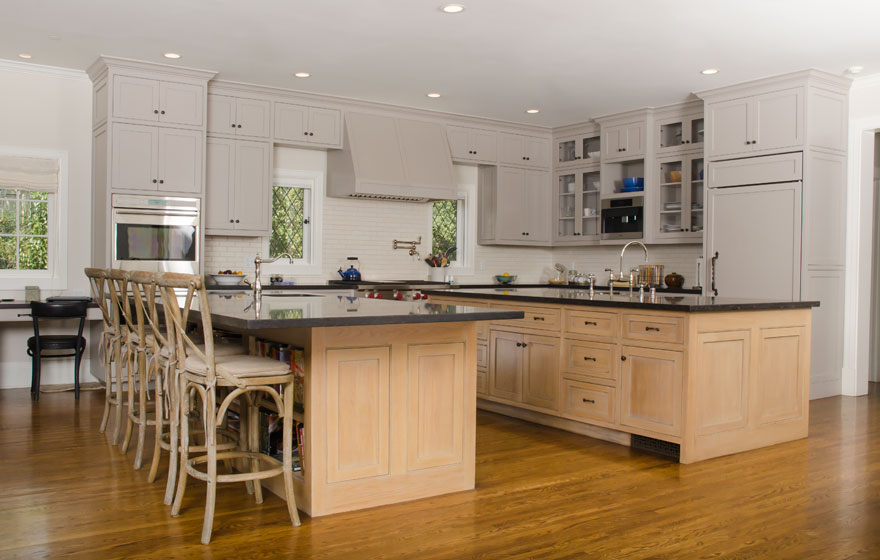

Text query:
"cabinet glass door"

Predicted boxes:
[[581, 170, 600, 237], [658, 159, 684, 236], [689, 157, 704, 234], [557, 173, 576, 238], [582, 136, 600, 162], [558, 139, 577, 165], [690, 117, 705, 147], [659, 121, 684, 150]]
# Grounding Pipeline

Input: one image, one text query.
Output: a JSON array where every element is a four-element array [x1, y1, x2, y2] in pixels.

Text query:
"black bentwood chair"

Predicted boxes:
[[25, 300, 88, 401]]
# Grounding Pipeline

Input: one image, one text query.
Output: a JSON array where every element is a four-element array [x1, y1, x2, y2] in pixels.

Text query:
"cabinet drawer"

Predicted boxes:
[[491, 304, 560, 331], [477, 369, 488, 396], [562, 380, 616, 424], [562, 340, 616, 383], [564, 309, 618, 338], [709, 152, 803, 188], [622, 314, 685, 345], [476, 342, 488, 370]]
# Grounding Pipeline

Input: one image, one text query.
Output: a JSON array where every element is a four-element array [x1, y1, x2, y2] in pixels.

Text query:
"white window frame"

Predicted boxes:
[[0, 146, 67, 291], [435, 183, 475, 276], [261, 169, 323, 276]]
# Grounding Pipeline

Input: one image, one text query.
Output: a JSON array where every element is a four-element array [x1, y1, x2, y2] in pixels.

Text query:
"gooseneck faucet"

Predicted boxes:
[[246, 253, 294, 299], [618, 241, 649, 282]]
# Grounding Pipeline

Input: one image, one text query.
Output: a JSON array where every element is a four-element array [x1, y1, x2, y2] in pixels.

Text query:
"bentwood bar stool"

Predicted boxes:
[[157, 272, 300, 544], [86, 268, 126, 444]]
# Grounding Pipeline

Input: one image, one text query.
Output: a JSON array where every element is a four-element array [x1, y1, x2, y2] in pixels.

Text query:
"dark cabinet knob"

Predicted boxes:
[[522, 157, 526, 160], [522, 343, 528, 348], [515, 342, 522, 347], [473, 151, 477, 155], [237, 124, 242, 128], [309, 132, 314, 136], [231, 124, 237, 128], [154, 109, 159, 114], [575, 156, 581, 159], [621, 356, 627, 361], [158, 180, 164, 184], [229, 219, 234, 223], [235, 219, 240, 223], [304, 132, 309, 136], [152, 179, 157, 184], [160, 110, 165, 115]]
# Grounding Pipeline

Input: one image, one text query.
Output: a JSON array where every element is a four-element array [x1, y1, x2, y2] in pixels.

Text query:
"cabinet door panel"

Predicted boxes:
[[159, 81, 203, 127], [498, 133, 525, 166], [602, 126, 624, 159], [472, 129, 498, 162], [308, 107, 342, 146], [754, 88, 803, 152], [694, 330, 750, 435], [523, 334, 560, 411], [207, 94, 236, 134], [620, 346, 683, 437], [446, 126, 472, 160], [113, 76, 158, 122], [111, 123, 158, 191], [525, 170, 550, 242], [233, 140, 270, 231], [624, 123, 645, 156], [489, 330, 522, 401], [236, 98, 271, 139], [157, 128, 202, 194], [205, 137, 235, 229], [495, 167, 526, 241], [706, 98, 750, 158], [756, 327, 808, 425], [524, 136, 550, 168], [273, 102, 309, 143]]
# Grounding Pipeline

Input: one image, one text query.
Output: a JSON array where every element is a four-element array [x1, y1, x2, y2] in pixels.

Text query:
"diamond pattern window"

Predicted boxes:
[[432, 199, 459, 262], [270, 185, 307, 259]]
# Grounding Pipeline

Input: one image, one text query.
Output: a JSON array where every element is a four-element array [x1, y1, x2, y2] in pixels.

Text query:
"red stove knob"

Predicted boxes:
[[366, 292, 374, 298], [413, 292, 422, 300], [394, 292, 403, 300], [421, 293, 428, 300], [376, 293, 383, 299]]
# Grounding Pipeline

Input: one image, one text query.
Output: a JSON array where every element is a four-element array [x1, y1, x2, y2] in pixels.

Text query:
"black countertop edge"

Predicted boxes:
[[208, 283, 703, 295], [420, 289, 819, 313], [202, 309, 525, 331]]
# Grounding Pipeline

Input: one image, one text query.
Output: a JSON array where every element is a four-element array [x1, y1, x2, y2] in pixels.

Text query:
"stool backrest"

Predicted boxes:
[[129, 270, 172, 354], [84, 268, 113, 330], [106, 269, 132, 337], [29, 300, 88, 341]]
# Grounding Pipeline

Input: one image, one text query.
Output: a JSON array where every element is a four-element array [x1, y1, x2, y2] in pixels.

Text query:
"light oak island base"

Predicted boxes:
[[246, 321, 477, 517]]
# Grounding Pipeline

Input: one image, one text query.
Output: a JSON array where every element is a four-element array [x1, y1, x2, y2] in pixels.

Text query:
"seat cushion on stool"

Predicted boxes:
[[160, 342, 244, 358], [27, 335, 86, 351], [184, 354, 291, 378]]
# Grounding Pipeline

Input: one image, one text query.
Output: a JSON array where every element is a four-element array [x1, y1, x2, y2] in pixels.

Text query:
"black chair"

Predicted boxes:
[[25, 300, 88, 401]]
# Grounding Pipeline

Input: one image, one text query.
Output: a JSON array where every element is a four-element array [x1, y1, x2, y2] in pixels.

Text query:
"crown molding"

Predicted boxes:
[[0, 59, 88, 81], [851, 72, 880, 90], [695, 68, 852, 101], [87, 55, 217, 83]]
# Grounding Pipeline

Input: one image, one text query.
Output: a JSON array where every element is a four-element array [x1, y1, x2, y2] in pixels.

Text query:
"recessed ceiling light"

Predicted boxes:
[[847, 65, 864, 75], [18, 53, 32, 59], [426, 93, 441, 98], [701, 68, 719, 75], [163, 52, 181, 59], [294, 72, 311, 78], [48, 35, 60, 41], [441, 4, 465, 13], [525, 109, 540, 114]]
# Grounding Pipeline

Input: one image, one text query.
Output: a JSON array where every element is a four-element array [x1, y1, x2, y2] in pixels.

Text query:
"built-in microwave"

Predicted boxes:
[[601, 197, 643, 240], [111, 194, 201, 274]]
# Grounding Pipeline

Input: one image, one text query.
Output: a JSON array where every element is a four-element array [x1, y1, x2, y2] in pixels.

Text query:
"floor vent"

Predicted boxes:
[[631, 434, 680, 461]]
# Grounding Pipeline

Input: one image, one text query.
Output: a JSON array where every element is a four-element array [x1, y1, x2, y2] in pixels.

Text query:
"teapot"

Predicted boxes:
[[337, 257, 362, 282]]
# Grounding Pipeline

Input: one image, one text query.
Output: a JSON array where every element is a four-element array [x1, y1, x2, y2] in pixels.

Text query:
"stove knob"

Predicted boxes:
[[366, 292, 374, 298], [421, 293, 428, 300], [395, 293, 403, 300], [413, 292, 422, 300], [376, 293, 383, 299]]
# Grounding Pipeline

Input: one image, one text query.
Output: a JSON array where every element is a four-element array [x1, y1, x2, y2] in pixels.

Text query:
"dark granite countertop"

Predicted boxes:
[[421, 287, 819, 313], [185, 291, 524, 330], [209, 282, 702, 295]]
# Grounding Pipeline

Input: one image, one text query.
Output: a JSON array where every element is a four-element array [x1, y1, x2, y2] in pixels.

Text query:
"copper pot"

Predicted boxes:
[[665, 272, 685, 289]]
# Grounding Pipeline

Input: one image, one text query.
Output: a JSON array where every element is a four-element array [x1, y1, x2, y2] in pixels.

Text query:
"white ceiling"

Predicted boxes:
[[2, 0, 879, 127]]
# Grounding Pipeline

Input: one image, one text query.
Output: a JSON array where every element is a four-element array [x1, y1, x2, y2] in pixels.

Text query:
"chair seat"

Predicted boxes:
[[28, 335, 86, 352], [183, 354, 291, 378], [159, 342, 244, 359]]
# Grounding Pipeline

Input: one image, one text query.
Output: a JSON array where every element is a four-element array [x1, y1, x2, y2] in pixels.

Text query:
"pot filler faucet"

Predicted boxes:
[[245, 253, 294, 299]]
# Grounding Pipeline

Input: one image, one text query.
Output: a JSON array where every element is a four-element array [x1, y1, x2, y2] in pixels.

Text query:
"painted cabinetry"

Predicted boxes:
[[478, 166, 551, 245], [446, 125, 497, 164], [112, 75, 204, 127], [498, 133, 551, 169], [205, 137, 271, 235], [207, 94, 271, 139], [274, 102, 342, 147]]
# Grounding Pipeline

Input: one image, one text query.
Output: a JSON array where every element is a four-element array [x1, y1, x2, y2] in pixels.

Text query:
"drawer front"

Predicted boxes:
[[623, 314, 685, 345], [476, 369, 488, 396], [476, 342, 488, 369], [562, 340, 616, 383], [562, 380, 616, 424], [564, 309, 618, 338], [491, 304, 561, 332]]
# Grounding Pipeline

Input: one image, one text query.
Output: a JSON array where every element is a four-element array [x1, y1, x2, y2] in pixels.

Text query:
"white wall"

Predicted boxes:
[[0, 61, 96, 388]]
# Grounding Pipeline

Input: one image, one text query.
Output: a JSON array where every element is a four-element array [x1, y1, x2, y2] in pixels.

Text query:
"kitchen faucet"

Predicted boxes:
[[245, 253, 294, 299], [617, 241, 649, 283]]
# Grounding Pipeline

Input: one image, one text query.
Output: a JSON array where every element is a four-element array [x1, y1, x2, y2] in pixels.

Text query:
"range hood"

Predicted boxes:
[[327, 112, 457, 202]]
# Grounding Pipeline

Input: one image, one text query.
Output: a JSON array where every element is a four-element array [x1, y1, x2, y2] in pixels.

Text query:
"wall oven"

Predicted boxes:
[[601, 197, 643, 240], [111, 194, 201, 274]]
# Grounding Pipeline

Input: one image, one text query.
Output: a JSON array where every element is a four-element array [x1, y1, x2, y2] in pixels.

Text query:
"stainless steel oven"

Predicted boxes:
[[601, 197, 644, 240], [111, 194, 200, 274]]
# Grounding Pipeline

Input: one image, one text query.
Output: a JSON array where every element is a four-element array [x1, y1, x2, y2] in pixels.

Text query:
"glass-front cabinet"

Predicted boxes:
[[656, 113, 705, 155], [554, 166, 601, 244], [655, 154, 703, 241], [556, 132, 601, 168]]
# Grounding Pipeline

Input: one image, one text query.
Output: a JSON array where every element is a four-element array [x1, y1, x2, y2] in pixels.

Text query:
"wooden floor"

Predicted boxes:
[[1, 385, 878, 559]]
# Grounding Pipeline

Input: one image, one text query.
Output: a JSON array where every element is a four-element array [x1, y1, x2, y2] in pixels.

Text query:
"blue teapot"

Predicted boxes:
[[337, 257, 362, 282]]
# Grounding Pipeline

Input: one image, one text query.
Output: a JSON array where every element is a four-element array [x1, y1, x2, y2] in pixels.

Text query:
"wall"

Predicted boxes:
[[871, 132, 880, 383], [0, 61, 96, 388], [206, 146, 703, 285]]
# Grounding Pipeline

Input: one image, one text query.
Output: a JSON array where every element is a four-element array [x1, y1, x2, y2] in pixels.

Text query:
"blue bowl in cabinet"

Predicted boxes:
[[622, 177, 644, 189]]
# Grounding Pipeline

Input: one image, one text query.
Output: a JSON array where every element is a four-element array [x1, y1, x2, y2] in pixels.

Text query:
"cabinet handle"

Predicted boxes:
[[583, 356, 597, 362], [522, 343, 528, 348], [584, 321, 597, 326], [645, 326, 661, 332], [232, 124, 237, 128], [229, 219, 234, 223], [158, 179, 164, 184], [621, 356, 627, 361], [304, 132, 309, 136], [160, 110, 166, 115], [152, 179, 158, 184], [575, 156, 581, 160], [532, 316, 545, 321], [154, 109, 159, 114], [711, 251, 719, 296], [237, 124, 242, 128], [235, 219, 240, 223], [309, 132, 314, 136], [582, 398, 595, 404]]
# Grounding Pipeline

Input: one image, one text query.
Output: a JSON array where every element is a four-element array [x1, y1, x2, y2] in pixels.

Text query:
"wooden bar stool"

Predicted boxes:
[[157, 272, 301, 544], [104, 269, 133, 446], [85, 268, 126, 443]]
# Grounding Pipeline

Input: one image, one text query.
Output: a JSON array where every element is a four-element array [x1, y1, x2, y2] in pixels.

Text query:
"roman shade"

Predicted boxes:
[[0, 154, 59, 193]]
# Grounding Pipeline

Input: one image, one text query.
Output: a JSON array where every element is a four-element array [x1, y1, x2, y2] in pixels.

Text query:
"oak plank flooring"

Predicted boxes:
[[0, 384, 877, 559]]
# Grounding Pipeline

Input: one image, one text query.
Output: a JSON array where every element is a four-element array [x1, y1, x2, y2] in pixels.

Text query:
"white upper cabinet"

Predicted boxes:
[[498, 133, 550, 169], [706, 87, 804, 159], [556, 132, 601, 168], [157, 128, 202, 193], [111, 122, 201, 194], [274, 102, 342, 148], [112, 76, 203, 127], [478, 166, 551, 246], [602, 122, 646, 161], [655, 113, 704, 155], [446, 125, 497, 164], [207, 94, 271, 139], [205, 137, 270, 235]]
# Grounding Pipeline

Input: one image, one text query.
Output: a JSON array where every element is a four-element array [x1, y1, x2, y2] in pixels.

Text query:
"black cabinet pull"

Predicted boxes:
[[154, 109, 159, 114], [584, 321, 597, 326], [237, 124, 242, 128], [582, 398, 595, 404], [522, 343, 528, 348], [304, 132, 309, 136], [235, 219, 240, 223], [645, 326, 660, 332], [309, 132, 314, 136], [232, 123, 237, 128], [161, 110, 166, 115], [583, 356, 597, 362], [532, 316, 545, 321], [711, 251, 719, 296], [152, 179, 157, 184], [515, 342, 522, 347], [621, 356, 627, 361], [158, 179, 164, 184], [229, 219, 234, 223]]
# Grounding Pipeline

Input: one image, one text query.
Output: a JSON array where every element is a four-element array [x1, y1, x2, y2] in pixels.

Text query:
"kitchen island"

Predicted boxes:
[[425, 287, 818, 464], [191, 291, 523, 517]]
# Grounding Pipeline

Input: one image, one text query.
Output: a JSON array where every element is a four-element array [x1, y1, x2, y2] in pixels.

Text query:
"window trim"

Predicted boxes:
[[261, 169, 324, 277], [441, 183, 475, 276], [0, 146, 67, 291]]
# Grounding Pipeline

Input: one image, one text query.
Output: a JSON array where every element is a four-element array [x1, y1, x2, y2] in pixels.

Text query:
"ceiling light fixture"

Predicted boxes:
[[525, 109, 540, 114], [163, 52, 181, 59], [48, 35, 60, 40], [18, 53, 32, 59], [701, 68, 719, 75], [294, 72, 311, 78], [426, 93, 441, 98], [847, 65, 864, 75], [441, 4, 465, 13]]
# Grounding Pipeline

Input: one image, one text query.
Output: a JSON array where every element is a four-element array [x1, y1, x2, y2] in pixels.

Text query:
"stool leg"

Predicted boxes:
[[171, 376, 190, 517], [201, 387, 218, 545], [73, 341, 83, 400], [282, 382, 301, 526], [148, 359, 163, 483], [164, 365, 179, 506], [248, 400, 263, 504], [112, 340, 124, 445], [121, 349, 135, 454], [134, 350, 148, 469], [240, 406, 254, 495], [30, 353, 37, 398], [99, 344, 112, 433]]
